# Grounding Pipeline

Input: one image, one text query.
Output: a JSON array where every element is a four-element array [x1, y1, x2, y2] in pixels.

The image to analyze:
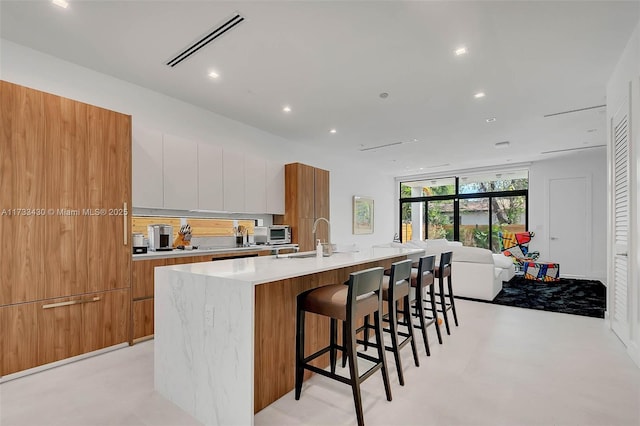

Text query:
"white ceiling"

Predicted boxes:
[[1, 1, 638, 176]]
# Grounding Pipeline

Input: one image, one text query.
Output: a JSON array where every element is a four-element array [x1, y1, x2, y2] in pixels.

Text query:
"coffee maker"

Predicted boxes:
[[148, 224, 173, 251]]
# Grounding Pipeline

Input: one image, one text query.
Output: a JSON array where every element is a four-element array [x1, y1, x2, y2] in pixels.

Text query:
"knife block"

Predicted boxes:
[[173, 234, 191, 248]]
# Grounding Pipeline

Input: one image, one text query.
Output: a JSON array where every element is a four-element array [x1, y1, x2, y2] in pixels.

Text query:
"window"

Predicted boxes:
[[399, 171, 528, 252]]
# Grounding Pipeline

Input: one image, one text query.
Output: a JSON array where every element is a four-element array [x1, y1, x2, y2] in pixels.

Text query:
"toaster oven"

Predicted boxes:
[[267, 225, 291, 245]]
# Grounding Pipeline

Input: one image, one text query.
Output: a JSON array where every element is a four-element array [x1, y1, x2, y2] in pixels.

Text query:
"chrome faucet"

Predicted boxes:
[[312, 217, 332, 256]]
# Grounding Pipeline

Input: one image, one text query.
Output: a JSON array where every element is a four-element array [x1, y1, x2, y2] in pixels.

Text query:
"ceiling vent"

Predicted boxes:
[[540, 144, 605, 154], [359, 142, 403, 152], [166, 13, 245, 67], [543, 104, 605, 118]]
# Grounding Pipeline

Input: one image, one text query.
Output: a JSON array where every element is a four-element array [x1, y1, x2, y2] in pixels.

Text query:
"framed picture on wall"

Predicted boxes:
[[353, 196, 374, 234]]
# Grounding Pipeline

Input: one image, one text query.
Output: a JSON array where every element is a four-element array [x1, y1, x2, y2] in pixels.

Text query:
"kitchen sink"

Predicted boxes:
[[276, 251, 317, 259]]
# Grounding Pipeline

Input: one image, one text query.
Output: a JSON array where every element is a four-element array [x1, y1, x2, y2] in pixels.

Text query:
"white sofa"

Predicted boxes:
[[380, 239, 515, 301]]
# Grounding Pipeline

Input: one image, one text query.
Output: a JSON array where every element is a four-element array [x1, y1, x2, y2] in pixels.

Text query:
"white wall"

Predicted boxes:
[[0, 39, 396, 249], [606, 20, 640, 367], [528, 148, 607, 282]]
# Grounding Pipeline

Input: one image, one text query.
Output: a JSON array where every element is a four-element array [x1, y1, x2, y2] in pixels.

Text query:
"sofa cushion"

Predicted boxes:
[[450, 246, 494, 264], [492, 253, 514, 269]]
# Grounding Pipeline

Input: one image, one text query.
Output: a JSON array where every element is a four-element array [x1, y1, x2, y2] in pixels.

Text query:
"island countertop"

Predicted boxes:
[[154, 245, 423, 426], [156, 246, 423, 285]]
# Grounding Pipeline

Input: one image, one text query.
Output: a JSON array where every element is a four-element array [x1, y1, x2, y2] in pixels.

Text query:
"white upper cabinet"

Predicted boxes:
[[132, 127, 285, 214], [198, 143, 224, 211], [132, 125, 164, 208], [162, 134, 198, 210], [266, 161, 285, 214], [223, 150, 245, 213], [245, 157, 267, 213]]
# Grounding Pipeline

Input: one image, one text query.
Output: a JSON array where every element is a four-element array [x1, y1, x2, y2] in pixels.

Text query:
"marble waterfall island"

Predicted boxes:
[[154, 247, 422, 425]]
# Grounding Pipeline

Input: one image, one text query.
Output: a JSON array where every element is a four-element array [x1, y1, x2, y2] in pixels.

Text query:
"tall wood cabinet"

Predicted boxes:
[[281, 163, 330, 251], [0, 81, 131, 376]]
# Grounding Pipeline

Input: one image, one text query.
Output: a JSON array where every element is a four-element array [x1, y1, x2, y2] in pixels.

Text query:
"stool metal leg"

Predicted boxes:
[[403, 295, 420, 366], [330, 318, 338, 374], [342, 321, 348, 368], [294, 301, 305, 400], [345, 317, 364, 426], [374, 309, 392, 402], [415, 286, 431, 356], [388, 299, 405, 386], [448, 276, 459, 326], [429, 284, 443, 344], [439, 277, 451, 335]]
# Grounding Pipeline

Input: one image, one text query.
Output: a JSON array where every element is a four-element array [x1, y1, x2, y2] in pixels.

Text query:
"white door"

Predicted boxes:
[[611, 99, 630, 344], [549, 177, 588, 277]]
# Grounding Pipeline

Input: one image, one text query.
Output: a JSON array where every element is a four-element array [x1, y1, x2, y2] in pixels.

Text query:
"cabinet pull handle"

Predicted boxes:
[[42, 296, 101, 309], [123, 201, 128, 246]]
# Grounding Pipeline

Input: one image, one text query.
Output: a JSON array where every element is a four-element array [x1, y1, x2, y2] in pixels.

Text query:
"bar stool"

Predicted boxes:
[[363, 259, 419, 386], [295, 267, 392, 426], [410, 255, 442, 355], [435, 251, 459, 335]]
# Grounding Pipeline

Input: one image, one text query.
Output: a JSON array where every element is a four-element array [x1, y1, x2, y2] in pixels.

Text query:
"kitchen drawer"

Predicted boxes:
[[1, 289, 130, 376], [38, 289, 130, 366], [132, 258, 166, 300]]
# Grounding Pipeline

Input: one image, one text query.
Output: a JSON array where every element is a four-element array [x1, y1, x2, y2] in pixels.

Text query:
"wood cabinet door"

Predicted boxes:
[[0, 81, 46, 305], [313, 167, 330, 245], [314, 167, 330, 220], [297, 163, 315, 218], [1, 302, 38, 376], [132, 258, 166, 300], [43, 93, 89, 300], [85, 106, 131, 293], [132, 298, 154, 340], [298, 218, 316, 252], [82, 289, 130, 353]]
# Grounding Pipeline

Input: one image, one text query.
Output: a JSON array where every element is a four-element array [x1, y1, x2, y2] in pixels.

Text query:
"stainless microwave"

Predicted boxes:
[[268, 225, 291, 245]]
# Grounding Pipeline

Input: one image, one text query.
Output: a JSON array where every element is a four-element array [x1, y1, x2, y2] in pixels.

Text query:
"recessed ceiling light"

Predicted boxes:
[[474, 92, 486, 99], [329, 129, 337, 134], [486, 117, 497, 123], [283, 106, 291, 113], [52, 0, 69, 8], [495, 141, 510, 149], [455, 47, 468, 56], [379, 92, 389, 99], [208, 71, 219, 79], [413, 138, 418, 142]]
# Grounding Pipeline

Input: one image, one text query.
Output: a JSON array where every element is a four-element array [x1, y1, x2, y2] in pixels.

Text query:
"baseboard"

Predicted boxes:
[[0, 343, 129, 383]]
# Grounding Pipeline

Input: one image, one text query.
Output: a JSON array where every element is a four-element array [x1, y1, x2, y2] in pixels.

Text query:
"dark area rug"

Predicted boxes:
[[490, 276, 606, 318]]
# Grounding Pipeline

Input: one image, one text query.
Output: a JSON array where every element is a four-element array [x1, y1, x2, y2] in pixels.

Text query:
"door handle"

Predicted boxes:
[[617, 252, 628, 257], [123, 202, 128, 246], [42, 296, 101, 309], [550, 237, 559, 240]]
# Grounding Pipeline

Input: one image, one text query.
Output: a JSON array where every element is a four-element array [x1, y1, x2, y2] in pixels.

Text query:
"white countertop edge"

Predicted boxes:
[[156, 247, 424, 286]]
